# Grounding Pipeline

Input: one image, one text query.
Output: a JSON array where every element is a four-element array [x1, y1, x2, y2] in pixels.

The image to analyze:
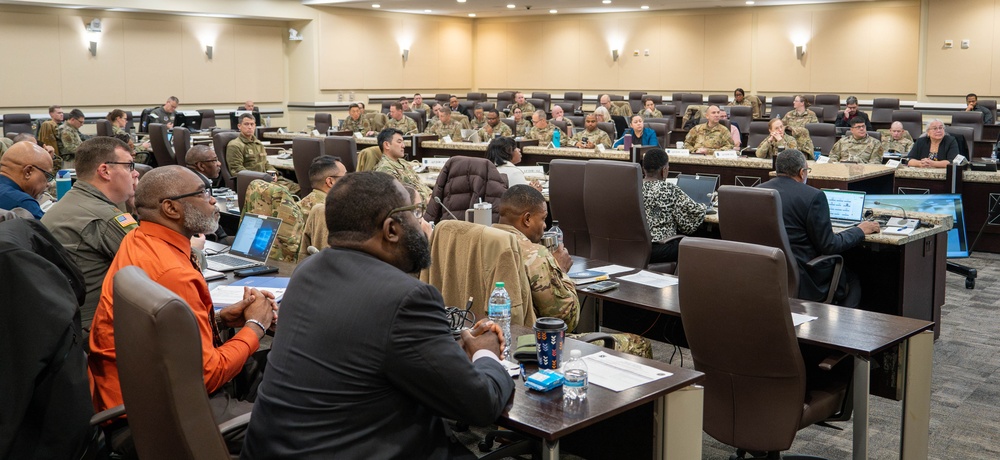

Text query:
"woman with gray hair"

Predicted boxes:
[[906, 119, 958, 168]]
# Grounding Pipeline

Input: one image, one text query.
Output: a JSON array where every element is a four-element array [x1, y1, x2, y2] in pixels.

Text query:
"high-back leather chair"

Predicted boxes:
[[871, 98, 900, 123], [563, 92, 583, 112], [124, 111, 135, 131], [977, 99, 997, 125], [531, 92, 551, 113], [565, 115, 584, 130], [292, 137, 325, 198], [628, 91, 647, 114], [553, 102, 575, 115], [139, 107, 156, 133], [677, 237, 850, 459], [809, 107, 826, 122], [806, 122, 836, 156], [892, 110, 923, 139], [96, 119, 112, 137], [3, 113, 33, 136], [172, 127, 191, 166], [656, 104, 678, 125], [717, 185, 844, 303], [950, 111, 984, 141], [770, 97, 795, 120], [645, 95, 663, 105], [682, 93, 703, 107], [866, 131, 882, 142], [496, 91, 515, 111], [813, 94, 840, 123], [501, 118, 517, 133], [404, 112, 426, 133], [467, 92, 487, 102], [434, 93, 452, 106], [583, 160, 651, 268], [607, 93, 625, 102], [197, 109, 216, 130], [646, 122, 668, 148], [803, 94, 816, 106], [323, 135, 359, 173], [748, 121, 770, 148], [729, 106, 753, 135], [945, 126, 975, 159], [213, 131, 240, 188], [147, 123, 175, 167], [707, 94, 729, 105], [380, 101, 393, 114], [113, 266, 247, 460], [550, 120, 569, 136], [548, 159, 590, 256], [314, 113, 333, 134], [236, 170, 273, 211], [596, 121, 616, 141], [526, 98, 546, 114]]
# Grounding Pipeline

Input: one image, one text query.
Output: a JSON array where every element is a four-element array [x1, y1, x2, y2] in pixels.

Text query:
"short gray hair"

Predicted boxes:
[[846, 96, 859, 105], [775, 150, 807, 176]]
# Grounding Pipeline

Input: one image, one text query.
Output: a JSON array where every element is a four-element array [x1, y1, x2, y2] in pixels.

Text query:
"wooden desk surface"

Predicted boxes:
[[502, 325, 703, 442]]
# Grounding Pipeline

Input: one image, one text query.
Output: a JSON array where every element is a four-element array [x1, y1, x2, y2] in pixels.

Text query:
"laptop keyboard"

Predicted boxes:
[[207, 254, 257, 269], [830, 219, 859, 228]]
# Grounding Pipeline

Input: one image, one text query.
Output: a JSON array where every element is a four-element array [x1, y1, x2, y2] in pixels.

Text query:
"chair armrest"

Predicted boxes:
[[818, 351, 850, 371], [91, 404, 126, 425], [805, 254, 843, 304], [218, 412, 252, 436]]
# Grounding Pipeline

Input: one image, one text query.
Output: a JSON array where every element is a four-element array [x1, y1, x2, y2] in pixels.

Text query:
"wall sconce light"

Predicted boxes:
[[402, 49, 409, 63], [795, 44, 806, 60], [86, 18, 102, 33], [89, 41, 97, 57], [205, 45, 213, 60], [612, 49, 619, 61], [289, 28, 304, 41]]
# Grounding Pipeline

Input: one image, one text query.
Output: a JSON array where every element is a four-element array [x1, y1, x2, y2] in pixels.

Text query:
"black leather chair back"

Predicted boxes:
[[3, 113, 33, 136], [892, 110, 924, 139], [583, 160, 650, 268], [770, 97, 795, 120], [805, 123, 836, 156], [148, 123, 175, 167], [548, 159, 589, 257], [871, 98, 900, 123], [213, 131, 240, 187], [293, 137, 325, 197], [172, 127, 191, 166], [813, 94, 841, 123], [950, 111, 984, 141], [315, 113, 332, 134], [197, 109, 217, 129], [324, 136, 359, 173], [707, 94, 729, 105], [96, 120, 112, 137]]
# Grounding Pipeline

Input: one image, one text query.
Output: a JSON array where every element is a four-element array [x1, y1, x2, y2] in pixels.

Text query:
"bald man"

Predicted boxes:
[[883, 121, 914, 154], [0, 141, 54, 218]]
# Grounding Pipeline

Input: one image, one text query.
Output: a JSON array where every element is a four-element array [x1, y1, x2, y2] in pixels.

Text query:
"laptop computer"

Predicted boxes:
[[676, 174, 719, 208], [823, 189, 867, 228], [206, 214, 283, 271]]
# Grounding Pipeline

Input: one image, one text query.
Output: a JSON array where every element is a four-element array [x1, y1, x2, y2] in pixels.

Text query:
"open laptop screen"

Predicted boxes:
[[823, 189, 866, 221], [676, 174, 719, 207], [230, 215, 282, 261]]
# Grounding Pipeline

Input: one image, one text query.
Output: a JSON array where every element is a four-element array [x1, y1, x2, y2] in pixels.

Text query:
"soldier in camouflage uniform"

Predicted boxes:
[[525, 110, 560, 145], [683, 105, 735, 154], [787, 126, 815, 158], [374, 128, 432, 202], [411, 93, 431, 118], [58, 109, 88, 161], [342, 103, 373, 135], [880, 121, 914, 154], [550, 105, 575, 132], [227, 113, 300, 194], [610, 101, 633, 118], [639, 98, 663, 119], [756, 118, 798, 159], [829, 118, 884, 164], [509, 92, 535, 115], [385, 102, 418, 135], [424, 107, 465, 141], [299, 155, 343, 219], [511, 107, 531, 137], [478, 109, 513, 140], [243, 179, 303, 263], [782, 95, 819, 129], [727, 88, 761, 119], [570, 114, 612, 148], [469, 105, 488, 130]]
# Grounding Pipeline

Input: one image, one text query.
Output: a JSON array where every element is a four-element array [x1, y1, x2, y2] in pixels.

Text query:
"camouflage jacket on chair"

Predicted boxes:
[[242, 180, 303, 263]]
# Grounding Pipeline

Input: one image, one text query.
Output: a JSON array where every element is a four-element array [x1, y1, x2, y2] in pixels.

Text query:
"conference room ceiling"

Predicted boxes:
[[302, 0, 872, 18]]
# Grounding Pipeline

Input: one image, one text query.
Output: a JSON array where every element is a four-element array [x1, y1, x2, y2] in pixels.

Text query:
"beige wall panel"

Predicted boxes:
[[581, 17, 621, 92], [0, 12, 62, 106], [401, 18, 442, 89], [536, 19, 582, 90], [436, 20, 473, 89], [866, 5, 919, 95], [473, 22, 509, 90], [182, 23, 237, 104], [993, 3, 1000, 95], [618, 16, 666, 91], [123, 19, 184, 105], [506, 20, 543, 89], [59, 16, 125, 107], [808, 7, 867, 93], [702, 13, 753, 92], [234, 25, 285, 102], [658, 15, 705, 91], [924, 0, 994, 96], [360, 16, 404, 89], [318, 12, 365, 89], [287, 20, 317, 102], [754, 9, 812, 92]]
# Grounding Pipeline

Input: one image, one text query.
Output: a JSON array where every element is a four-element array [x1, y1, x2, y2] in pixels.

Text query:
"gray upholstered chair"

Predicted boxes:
[[548, 159, 590, 257], [213, 131, 240, 188], [292, 137, 325, 197], [871, 98, 900, 123], [148, 123, 175, 167], [813, 94, 841, 123], [892, 110, 924, 139], [3, 113, 33, 136]]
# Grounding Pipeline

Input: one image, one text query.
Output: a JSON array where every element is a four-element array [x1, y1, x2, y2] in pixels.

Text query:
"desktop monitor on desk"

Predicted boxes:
[[865, 194, 970, 258], [173, 111, 202, 132]]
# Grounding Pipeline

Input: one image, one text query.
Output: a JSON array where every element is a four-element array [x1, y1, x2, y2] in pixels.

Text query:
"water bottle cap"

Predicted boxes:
[[569, 349, 582, 358], [552, 220, 559, 226], [495, 281, 504, 288]]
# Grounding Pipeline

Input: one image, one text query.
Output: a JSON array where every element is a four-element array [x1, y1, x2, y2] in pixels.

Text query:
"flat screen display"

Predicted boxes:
[[864, 194, 969, 258]]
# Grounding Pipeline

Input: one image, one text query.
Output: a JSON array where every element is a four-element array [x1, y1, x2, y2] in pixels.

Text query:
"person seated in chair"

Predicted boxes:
[[882, 121, 914, 155], [525, 110, 560, 145], [569, 114, 612, 149], [299, 155, 344, 218], [374, 128, 431, 202], [682, 106, 734, 154], [477, 108, 512, 140], [614, 114, 660, 150], [385, 102, 418, 135], [906, 119, 959, 168], [829, 117, 884, 164], [641, 149, 706, 263], [226, 113, 299, 194]]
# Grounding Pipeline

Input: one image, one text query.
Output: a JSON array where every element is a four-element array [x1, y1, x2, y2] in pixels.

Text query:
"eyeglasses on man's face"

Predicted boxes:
[[383, 202, 427, 222], [161, 187, 212, 203], [29, 165, 55, 182], [105, 161, 136, 172]]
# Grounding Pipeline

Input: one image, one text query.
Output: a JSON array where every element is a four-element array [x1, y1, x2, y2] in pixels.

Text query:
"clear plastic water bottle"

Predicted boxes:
[[552, 127, 561, 148], [550, 220, 564, 247], [991, 142, 998, 163], [562, 349, 588, 400], [265, 115, 272, 127], [488, 282, 511, 359]]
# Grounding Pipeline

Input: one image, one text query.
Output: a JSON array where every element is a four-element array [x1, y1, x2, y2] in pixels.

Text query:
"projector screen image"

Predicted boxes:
[[864, 194, 969, 258]]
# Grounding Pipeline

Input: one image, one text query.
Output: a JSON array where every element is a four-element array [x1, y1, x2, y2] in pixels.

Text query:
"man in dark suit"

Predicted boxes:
[[242, 172, 513, 459], [758, 150, 880, 307]]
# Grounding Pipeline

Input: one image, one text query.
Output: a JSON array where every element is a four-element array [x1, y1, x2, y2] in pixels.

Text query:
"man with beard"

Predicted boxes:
[[242, 172, 512, 459], [89, 166, 276, 457]]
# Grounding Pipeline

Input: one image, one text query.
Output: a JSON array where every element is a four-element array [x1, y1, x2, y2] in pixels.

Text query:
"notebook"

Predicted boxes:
[[676, 174, 719, 208], [205, 214, 282, 271], [823, 189, 867, 228]]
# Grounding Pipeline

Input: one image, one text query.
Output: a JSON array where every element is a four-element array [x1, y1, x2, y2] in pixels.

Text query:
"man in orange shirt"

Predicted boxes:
[[88, 165, 276, 456]]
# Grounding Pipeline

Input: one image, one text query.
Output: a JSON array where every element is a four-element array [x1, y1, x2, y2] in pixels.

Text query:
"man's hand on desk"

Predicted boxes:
[[858, 220, 881, 234], [459, 319, 503, 360], [552, 245, 573, 273]]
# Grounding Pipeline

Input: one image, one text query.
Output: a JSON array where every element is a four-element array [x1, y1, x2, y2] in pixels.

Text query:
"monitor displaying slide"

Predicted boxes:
[[865, 194, 969, 258]]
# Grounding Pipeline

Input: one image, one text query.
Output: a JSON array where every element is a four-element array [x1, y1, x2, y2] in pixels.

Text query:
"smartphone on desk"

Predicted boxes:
[[584, 281, 620, 293]]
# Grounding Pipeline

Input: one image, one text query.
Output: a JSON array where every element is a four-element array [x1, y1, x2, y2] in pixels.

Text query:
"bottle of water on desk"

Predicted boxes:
[[550, 220, 564, 247], [488, 282, 511, 359], [562, 349, 588, 400]]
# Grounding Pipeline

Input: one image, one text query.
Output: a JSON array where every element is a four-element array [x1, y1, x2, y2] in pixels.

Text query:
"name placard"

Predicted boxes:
[[422, 158, 449, 169], [519, 166, 544, 174], [665, 148, 691, 156], [714, 150, 739, 159], [816, 155, 830, 164]]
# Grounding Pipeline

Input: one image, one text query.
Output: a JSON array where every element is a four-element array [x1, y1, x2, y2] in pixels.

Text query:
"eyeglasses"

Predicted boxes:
[[195, 159, 221, 165], [161, 187, 212, 203], [383, 202, 427, 222], [29, 165, 55, 182], [105, 161, 136, 171]]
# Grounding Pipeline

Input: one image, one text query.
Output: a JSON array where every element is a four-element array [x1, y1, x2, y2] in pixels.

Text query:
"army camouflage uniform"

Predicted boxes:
[[878, 129, 914, 154], [469, 115, 488, 130], [385, 115, 418, 135], [227, 134, 300, 194], [111, 125, 149, 164], [510, 102, 536, 115], [683, 122, 735, 154], [451, 113, 473, 130], [0, 138, 11, 159], [412, 102, 431, 115], [756, 134, 798, 159], [374, 156, 432, 202], [782, 109, 819, 129], [610, 101, 633, 118], [425, 119, 464, 141], [569, 128, 612, 148], [298, 189, 326, 219], [525, 123, 559, 145], [728, 97, 761, 119], [514, 119, 531, 137], [40, 180, 138, 333], [341, 115, 372, 134], [493, 223, 579, 332], [58, 122, 84, 160], [787, 126, 815, 156], [477, 122, 513, 140], [552, 117, 575, 132], [639, 109, 663, 119], [829, 135, 884, 164], [38, 119, 60, 158], [242, 179, 303, 263]]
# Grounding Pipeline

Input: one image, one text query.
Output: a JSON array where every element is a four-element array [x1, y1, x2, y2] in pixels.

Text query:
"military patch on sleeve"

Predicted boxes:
[[115, 213, 138, 229]]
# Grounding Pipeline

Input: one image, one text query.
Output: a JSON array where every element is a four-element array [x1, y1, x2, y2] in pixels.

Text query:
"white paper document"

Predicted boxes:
[[582, 352, 673, 392], [618, 270, 679, 288], [210, 285, 286, 308], [791, 312, 817, 327], [588, 264, 634, 276]]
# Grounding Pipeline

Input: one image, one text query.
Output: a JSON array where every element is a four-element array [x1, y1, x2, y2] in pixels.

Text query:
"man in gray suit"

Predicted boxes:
[[242, 172, 513, 459]]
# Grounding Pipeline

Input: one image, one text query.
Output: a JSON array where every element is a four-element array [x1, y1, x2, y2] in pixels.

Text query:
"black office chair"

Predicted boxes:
[[147, 123, 175, 167], [3, 113, 33, 136], [548, 159, 590, 256], [213, 131, 240, 188], [292, 137, 325, 198]]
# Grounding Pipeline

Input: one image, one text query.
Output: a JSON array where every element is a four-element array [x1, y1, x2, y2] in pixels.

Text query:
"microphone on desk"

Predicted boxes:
[[434, 196, 460, 221], [873, 201, 920, 229], [873, 201, 908, 224]]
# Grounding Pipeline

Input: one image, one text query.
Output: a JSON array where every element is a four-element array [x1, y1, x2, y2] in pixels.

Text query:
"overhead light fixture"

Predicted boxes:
[[372, 3, 380, 7], [402, 49, 409, 63], [289, 28, 303, 41], [640, 5, 650, 9], [89, 41, 97, 56], [86, 18, 102, 33], [549, 9, 557, 13], [507, 4, 516, 8], [468, 13, 476, 17], [205, 45, 213, 59], [602, 0, 612, 3], [612, 49, 619, 61], [457, 0, 466, 2], [425, 9, 432, 12], [796, 44, 806, 60], [746, 0, 755, 4]]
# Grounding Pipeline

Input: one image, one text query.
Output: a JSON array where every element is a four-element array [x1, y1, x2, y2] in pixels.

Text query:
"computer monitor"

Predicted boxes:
[[173, 111, 202, 132], [676, 174, 719, 207], [865, 194, 969, 258]]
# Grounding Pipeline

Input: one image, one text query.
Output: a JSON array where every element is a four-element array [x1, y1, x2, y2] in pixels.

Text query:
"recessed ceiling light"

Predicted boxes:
[[746, 0, 754, 4], [602, 0, 612, 3], [371, 3, 379, 7], [457, 0, 466, 2], [425, 9, 432, 12], [507, 3, 516, 8], [640, 5, 650, 9], [468, 13, 476, 16], [549, 9, 557, 13]]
